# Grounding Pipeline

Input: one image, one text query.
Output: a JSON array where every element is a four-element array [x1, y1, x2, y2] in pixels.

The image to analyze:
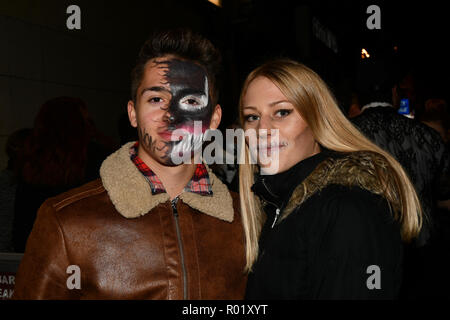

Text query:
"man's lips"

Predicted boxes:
[[158, 125, 207, 142], [158, 130, 184, 141]]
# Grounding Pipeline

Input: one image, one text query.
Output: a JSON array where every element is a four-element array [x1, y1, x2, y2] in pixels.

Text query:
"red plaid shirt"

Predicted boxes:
[[130, 142, 213, 196]]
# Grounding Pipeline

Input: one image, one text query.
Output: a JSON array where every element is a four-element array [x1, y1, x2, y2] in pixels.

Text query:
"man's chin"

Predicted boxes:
[[139, 141, 200, 166], [157, 152, 198, 167]]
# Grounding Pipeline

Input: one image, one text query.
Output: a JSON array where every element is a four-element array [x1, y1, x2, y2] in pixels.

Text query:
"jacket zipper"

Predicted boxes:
[[260, 197, 281, 228], [271, 208, 281, 228], [171, 197, 188, 299]]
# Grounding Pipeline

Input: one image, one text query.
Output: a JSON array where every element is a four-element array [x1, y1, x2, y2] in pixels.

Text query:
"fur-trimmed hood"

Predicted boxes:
[[100, 142, 234, 222], [279, 151, 401, 223]]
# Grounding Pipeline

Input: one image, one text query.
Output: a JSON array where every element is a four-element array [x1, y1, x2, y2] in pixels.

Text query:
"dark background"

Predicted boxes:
[[0, 0, 448, 166]]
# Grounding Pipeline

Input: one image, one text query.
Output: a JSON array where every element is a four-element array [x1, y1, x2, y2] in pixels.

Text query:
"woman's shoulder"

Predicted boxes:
[[296, 184, 398, 233], [315, 184, 390, 213], [287, 184, 401, 254], [282, 150, 396, 218]]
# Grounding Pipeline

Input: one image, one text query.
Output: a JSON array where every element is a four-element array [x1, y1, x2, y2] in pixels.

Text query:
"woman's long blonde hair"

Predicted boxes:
[[238, 59, 422, 272]]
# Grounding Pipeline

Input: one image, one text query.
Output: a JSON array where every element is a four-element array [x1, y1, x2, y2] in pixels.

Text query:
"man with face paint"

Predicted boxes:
[[13, 29, 247, 300], [132, 58, 215, 167]]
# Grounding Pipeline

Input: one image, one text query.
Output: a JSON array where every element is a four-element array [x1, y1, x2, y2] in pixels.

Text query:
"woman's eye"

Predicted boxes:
[[244, 115, 259, 122], [275, 109, 292, 118]]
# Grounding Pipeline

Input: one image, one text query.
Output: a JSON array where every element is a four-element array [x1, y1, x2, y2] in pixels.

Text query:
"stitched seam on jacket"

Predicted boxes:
[[188, 209, 202, 299], [54, 185, 105, 211], [51, 206, 82, 298], [157, 204, 171, 300]]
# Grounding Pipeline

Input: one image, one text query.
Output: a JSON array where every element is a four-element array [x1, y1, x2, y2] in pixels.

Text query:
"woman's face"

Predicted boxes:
[[242, 76, 320, 174]]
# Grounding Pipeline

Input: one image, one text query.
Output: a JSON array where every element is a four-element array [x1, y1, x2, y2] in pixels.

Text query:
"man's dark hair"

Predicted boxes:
[[131, 29, 222, 105]]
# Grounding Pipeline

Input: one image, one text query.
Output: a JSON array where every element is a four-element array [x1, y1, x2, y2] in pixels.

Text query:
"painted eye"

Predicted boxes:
[[179, 95, 207, 111], [185, 98, 200, 105]]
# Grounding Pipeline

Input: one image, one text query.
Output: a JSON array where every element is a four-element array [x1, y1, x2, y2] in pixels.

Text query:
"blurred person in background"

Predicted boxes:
[[347, 93, 362, 118], [419, 98, 450, 145], [209, 119, 241, 192], [0, 128, 31, 252], [352, 67, 450, 248], [12, 97, 107, 252], [352, 65, 450, 299]]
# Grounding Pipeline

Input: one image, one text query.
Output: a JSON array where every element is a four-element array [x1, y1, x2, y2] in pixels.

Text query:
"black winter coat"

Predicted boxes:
[[245, 151, 403, 299]]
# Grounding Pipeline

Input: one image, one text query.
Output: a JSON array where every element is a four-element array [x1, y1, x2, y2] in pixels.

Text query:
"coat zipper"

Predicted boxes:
[[271, 208, 281, 228], [171, 197, 188, 299], [261, 197, 281, 228]]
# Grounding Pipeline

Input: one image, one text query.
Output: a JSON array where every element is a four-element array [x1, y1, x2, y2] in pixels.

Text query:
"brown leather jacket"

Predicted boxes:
[[12, 142, 247, 299]]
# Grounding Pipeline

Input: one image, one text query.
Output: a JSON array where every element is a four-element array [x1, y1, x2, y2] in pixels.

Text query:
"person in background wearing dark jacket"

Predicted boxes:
[[13, 29, 246, 300], [12, 97, 105, 253], [239, 59, 423, 299], [351, 69, 450, 299], [0, 128, 31, 252], [352, 72, 450, 248]]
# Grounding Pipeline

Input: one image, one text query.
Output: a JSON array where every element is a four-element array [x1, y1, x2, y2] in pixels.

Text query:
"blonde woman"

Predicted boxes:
[[239, 59, 422, 299]]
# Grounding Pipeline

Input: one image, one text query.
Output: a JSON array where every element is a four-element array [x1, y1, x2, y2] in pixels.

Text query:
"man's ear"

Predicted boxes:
[[209, 104, 222, 130], [127, 101, 137, 128]]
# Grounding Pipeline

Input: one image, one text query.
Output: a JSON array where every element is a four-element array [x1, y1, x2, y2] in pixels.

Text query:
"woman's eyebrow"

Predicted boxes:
[[268, 100, 290, 107], [243, 100, 290, 110]]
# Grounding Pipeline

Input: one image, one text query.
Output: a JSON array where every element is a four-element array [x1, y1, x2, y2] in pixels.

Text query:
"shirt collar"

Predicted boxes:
[[129, 142, 213, 196], [360, 101, 393, 113]]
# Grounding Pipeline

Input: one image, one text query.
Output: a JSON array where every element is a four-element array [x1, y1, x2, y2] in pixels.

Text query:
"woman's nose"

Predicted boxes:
[[257, 115, 274, 132]]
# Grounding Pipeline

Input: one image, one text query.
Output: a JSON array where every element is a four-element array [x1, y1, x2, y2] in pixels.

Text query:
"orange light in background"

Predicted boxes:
[[361, 48, 370, 59], [208, 0, 222, 7], [393, 46, 398, 51]]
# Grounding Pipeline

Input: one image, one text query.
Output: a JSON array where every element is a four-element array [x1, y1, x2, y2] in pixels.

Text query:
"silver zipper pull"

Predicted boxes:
[[271, 208, 280, 228]]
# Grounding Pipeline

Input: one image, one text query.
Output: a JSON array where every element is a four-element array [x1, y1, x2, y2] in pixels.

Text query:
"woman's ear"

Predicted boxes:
[[209, 104, 222, 130], [127, 101, 138, 128]]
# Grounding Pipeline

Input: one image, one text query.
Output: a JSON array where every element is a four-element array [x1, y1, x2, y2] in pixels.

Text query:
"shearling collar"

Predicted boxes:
[[100, 142, 234, 222], [279, 151, 401, 223]]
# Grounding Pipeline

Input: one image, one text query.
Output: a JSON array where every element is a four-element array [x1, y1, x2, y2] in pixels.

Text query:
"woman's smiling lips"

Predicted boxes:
[[256, 142, 287, 153]]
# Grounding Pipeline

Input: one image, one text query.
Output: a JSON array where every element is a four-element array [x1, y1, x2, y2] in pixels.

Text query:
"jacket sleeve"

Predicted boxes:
[[314, 190, 402, 300], [12, 200, 79, 300]]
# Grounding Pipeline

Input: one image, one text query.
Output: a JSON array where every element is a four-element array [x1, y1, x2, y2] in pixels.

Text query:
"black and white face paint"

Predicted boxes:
[[155, 59, 214, 164]]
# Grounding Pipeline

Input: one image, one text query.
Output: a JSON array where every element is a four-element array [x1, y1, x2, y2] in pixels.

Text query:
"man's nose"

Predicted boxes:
[[163, 110, 176, 124]]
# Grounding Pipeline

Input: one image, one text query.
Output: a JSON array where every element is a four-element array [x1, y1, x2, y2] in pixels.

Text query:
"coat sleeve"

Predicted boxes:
[[314, 189, 403, 300], [12, 200, 80, 300]]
